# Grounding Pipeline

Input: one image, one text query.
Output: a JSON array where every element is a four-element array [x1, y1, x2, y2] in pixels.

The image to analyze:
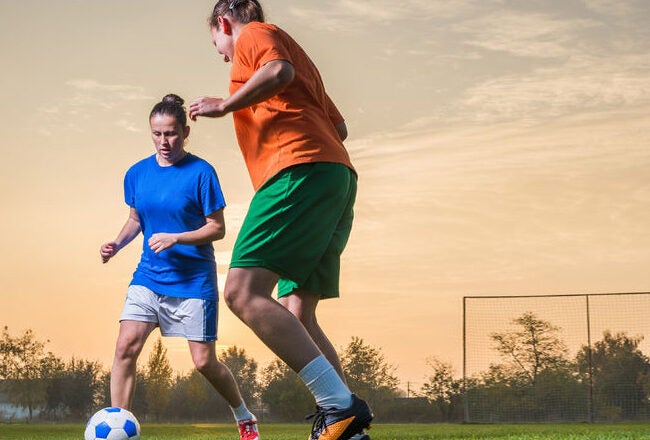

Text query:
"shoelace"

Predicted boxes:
[[306, 406, 338, 436]]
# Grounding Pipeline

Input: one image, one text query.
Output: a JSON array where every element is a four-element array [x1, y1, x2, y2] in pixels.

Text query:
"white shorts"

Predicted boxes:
[[120, 285, 218, 342]]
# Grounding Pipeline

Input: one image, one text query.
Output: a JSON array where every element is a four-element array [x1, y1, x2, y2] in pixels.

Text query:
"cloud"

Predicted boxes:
[[287, 0, 479, 32], [65, 79, 152, 109], [457, 53, 650, 124], [346, 105, 650, 297], [37, 79, 153, 135], [116, 119, 142, 133], [581, 0, 645, 17], [454, 11, 600, 58]]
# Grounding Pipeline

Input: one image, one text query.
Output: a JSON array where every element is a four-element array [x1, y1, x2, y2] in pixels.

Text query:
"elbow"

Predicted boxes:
[[213, 225, 225, 241], [273, 60, 295, 88]]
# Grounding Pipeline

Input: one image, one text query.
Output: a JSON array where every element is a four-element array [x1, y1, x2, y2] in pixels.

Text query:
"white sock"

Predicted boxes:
[[231, 402, 254, 422], [299, 355, 352, 409]]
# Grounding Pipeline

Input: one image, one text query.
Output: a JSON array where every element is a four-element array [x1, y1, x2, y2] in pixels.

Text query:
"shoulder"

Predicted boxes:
[[125, 154, 156, 177], [237, 23, 296, 66], [238, 22, 293, 50], [182, 153, 218, 175], [240, 22, 279, 38]]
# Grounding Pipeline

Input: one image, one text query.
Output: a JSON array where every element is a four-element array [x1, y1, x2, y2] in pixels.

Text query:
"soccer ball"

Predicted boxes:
[[84, 407, 141, 440]]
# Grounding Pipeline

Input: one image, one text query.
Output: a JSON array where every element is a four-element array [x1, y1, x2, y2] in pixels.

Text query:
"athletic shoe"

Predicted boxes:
[[237, 417, 260, 440], [307, 394, 373, 440], [349, 432, 371, 440]]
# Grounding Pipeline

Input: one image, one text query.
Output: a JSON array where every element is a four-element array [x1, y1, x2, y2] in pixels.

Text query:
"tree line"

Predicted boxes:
[[463, 312, 650, 422], [5, 313, 649, 424], [0, 327, 440, 423]]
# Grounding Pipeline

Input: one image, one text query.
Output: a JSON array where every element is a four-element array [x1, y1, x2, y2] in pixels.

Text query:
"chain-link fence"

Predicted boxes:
[[463, 292, 650, 422]]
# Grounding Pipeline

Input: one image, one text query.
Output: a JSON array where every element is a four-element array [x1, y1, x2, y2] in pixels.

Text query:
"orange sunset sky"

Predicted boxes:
[[1, 0, 650, 391]]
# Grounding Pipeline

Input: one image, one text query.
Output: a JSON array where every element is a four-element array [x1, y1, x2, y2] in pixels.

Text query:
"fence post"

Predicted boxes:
[[463, 296, 469, 423], [586, 294, 594, 423]]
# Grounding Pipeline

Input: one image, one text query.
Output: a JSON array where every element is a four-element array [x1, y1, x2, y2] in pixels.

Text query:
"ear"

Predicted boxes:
[[219, 16, 233, 35], [184, 125, 191, 139]]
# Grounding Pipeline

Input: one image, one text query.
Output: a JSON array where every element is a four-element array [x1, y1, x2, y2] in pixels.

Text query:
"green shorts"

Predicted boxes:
[[230, 162, 357, 299]]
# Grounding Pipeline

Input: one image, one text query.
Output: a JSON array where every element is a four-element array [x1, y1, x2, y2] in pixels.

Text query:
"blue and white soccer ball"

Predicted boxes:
[[84, 407, 141, 440]]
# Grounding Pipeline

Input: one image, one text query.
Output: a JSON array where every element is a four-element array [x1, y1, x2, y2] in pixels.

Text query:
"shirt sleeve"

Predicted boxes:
[[237, 24, 293, 71], [123, 167, 136, 208], [199, 165, 226, 216]]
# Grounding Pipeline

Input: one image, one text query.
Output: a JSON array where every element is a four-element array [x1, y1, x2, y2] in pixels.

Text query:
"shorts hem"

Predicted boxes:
[[277, 287, 340, 300], [230, 259, 299, 282], [159, 331, 216, 342], [118, 317, 159, 324]]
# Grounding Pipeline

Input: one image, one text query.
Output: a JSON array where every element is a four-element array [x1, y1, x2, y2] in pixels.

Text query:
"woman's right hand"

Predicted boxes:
[[188, 96, 228, 121], [100, 241, 118, 264]]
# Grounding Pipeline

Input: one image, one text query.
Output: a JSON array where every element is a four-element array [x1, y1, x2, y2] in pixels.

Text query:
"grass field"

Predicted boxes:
[[4, 423, 650, 440]]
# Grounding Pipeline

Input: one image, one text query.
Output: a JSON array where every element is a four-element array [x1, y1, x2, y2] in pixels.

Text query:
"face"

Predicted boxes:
[[149, 114, 189, 165], [211, 22, 234, 63]]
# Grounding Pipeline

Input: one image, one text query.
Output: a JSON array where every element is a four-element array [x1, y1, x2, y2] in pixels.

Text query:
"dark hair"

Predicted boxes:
[[149, 94, 187, 127], [209, 0, 265, 29]]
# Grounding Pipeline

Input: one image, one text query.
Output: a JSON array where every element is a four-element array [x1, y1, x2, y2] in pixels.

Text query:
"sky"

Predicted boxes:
[[1, 0, 650, 392]]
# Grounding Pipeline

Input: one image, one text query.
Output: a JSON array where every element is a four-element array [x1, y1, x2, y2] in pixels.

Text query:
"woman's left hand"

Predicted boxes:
[[148, 233, 178, 253]]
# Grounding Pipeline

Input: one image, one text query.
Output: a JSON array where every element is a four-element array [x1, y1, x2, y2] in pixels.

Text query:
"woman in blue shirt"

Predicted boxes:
[[100, 94, 259, 440]]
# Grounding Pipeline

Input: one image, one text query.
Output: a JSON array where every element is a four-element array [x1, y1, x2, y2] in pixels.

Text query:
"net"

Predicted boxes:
[[463, 292, 650, 422]]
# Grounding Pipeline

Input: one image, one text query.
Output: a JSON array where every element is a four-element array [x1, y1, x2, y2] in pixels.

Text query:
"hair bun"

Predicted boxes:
[[162, 93, 185, 107]]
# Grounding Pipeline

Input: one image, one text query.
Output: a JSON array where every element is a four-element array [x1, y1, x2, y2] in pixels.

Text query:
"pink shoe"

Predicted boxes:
[[238, 417, 260, 440]]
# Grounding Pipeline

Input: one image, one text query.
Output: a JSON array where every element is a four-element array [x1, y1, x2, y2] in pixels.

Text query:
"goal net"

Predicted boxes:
[[463, 292, 650, 422]]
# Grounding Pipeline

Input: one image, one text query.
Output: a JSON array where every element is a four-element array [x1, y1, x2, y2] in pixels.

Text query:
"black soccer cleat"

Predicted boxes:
[[307, 394, 373, 440]]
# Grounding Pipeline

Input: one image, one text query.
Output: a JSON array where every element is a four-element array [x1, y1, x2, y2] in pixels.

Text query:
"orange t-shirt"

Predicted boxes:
[[230, 22, 354, 190]]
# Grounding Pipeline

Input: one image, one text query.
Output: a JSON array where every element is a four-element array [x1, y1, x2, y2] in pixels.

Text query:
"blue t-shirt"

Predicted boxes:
[[124, 153, 226, 300]]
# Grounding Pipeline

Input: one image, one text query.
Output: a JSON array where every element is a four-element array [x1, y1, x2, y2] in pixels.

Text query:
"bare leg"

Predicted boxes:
[[278, 290, 346, 381], [111, 320, 156, 409], [188, 340, 243, 408], [224, 267, 322, 372]]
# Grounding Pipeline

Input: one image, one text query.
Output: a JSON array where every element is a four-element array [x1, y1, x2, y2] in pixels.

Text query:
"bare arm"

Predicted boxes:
[[147, 209, 225, 254], [100, 208, 141, 264], [189, 60, 295, 120]]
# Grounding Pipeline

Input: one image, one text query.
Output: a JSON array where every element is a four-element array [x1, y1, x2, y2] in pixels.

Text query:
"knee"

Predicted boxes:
[[193, 357, 210, 373], [192, 351, 215, 374], [282, 297, 318, 329], [114, 337, 142, 364], [223, 286, 238, 311], [224, 282, 249, 318], [290, 307, 316, 328]]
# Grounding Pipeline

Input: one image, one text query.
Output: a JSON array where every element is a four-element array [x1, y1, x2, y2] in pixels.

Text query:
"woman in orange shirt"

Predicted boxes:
[[189, 2, 372, 439]]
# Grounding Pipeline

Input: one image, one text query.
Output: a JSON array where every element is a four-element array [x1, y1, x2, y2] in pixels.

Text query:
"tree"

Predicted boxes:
[[145, 338, 172, 420], [260, 359, 313, 421], [167, 369, 225, 421], [0, 326, 61, 420], [340, 337, 400, 408], [463, 312, 586, 422], [220, 346, 259, 407], [45, 357, 103, 419], [577, 331, 650, 420], [419, 357, 462, 421], [490, 312, 569, 385]]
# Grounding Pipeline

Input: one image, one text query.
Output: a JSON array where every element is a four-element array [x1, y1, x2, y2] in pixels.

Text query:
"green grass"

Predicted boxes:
[[3, 422, 650, 440]]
